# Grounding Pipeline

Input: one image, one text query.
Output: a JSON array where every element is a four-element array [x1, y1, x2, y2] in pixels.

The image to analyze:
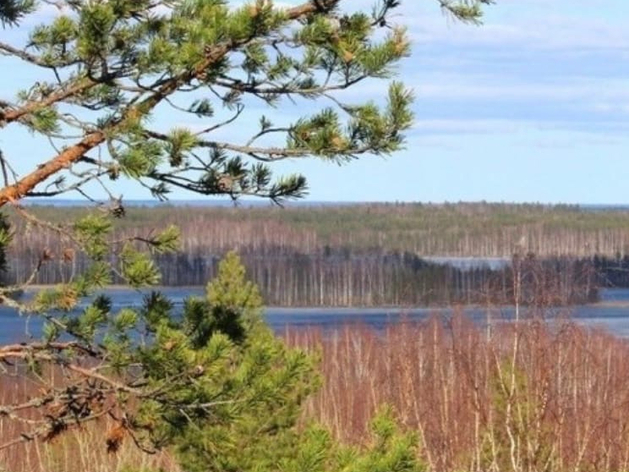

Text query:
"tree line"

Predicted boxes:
[[3, 202, 626, 306], [3, 243, 599, 307], [11, 202, 629, 258]]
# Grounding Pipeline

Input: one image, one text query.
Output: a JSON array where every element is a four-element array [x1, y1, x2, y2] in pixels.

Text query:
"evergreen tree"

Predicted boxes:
[[0, 0, 492, 465], [134, 252, 426, 472], [0, 0, 489, 206]]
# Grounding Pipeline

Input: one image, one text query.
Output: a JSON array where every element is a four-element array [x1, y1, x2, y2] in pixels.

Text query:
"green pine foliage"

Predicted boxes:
[[128, 252, 425, 472], [19, 249, 426, 472], [0, 0, 491, 209], [134, 251, 320, 470], [0, 0, 35, 26], [2, 0, 425, 203]]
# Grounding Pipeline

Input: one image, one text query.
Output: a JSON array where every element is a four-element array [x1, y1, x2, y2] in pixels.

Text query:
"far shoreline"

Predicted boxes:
[[17, 284, 615, 311]]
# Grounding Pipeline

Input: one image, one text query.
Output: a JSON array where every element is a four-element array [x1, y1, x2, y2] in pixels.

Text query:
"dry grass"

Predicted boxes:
[[0, 424, 179, 472], [3, 315, 629, 472], [288, 315, 629, 472], [0, 372, 179, 472]]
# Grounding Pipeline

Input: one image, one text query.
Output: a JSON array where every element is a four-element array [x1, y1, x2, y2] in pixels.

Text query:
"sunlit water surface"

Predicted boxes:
[[1, 287, 629, 344]]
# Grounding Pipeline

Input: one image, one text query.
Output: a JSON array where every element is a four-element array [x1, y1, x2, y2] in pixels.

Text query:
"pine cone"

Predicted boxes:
[[106, 423, 126, 454]]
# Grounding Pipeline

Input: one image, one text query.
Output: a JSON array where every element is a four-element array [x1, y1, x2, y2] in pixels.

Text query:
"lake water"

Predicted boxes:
[[2, 287, 629, 344]]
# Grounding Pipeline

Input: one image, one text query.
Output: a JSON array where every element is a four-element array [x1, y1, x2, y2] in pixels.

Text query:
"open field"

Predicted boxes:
[[290, 317, 629, 472], [4, 316, 629, 472]]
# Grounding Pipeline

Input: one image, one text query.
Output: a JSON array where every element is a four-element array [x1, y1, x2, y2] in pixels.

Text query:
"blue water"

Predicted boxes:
[[2, 288, 629, 344]]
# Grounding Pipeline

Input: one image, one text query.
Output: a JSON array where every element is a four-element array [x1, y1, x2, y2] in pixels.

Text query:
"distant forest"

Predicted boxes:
[[13, 201, 629, 256], [5, 201, 629, 306]]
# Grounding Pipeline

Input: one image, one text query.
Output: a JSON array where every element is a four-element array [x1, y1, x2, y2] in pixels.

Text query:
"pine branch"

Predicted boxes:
[[0, 77, 94, 126], [0, 0, 338, 206], [0, 40, 78, 68]]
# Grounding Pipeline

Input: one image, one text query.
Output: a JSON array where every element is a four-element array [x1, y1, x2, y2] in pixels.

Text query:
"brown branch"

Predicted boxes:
[[0, 78, 94, 126], [0, 0, 336, 207], [213, 75, 367, 97], [0, 406, 114, 451], [0, 41, 77, 69], [146, 128, 374, 162], [64, 364, 146, 396], [0, 341, 91, 354], [145, 129, 310, 160], [0, 132, 106, 205]]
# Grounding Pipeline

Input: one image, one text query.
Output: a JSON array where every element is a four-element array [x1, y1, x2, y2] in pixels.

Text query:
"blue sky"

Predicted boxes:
[[2, 0, 628, 203]]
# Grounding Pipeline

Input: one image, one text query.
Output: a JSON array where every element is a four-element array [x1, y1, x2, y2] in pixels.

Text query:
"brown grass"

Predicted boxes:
[[288, 316, 629, 472], [0, 372, 179, 472], [3, 316, 629, 472]]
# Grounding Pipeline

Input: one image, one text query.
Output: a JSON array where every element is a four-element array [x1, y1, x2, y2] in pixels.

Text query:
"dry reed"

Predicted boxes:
[[0, 371, 179, 472], [3, 315, 629, 472], [288, 315, 629, 472]]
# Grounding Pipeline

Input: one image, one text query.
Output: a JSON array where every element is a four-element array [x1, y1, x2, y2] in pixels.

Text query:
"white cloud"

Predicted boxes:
[[411, 116, 629, 138], [591, 102, 629, 115], [384, 0, 629, 57], [410, 16, 629, 51], [413, 75, 629, 103]]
